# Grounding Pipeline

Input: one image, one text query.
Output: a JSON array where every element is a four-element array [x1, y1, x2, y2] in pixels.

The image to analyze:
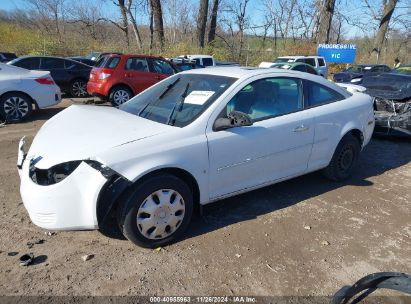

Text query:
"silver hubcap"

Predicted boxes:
[[113, 90, 130, 106], [3, 97, 29, 120], [72, 80, 87, 97], [137, 189, 185, 240]]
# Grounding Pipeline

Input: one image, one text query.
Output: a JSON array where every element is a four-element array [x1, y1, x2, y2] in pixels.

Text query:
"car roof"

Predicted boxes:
[[181, 66, 319, 79], [106, 54, 165, 59], [356, 64, 388, 67], [13, 55, 68, 60], [179, 54, 213, 58]]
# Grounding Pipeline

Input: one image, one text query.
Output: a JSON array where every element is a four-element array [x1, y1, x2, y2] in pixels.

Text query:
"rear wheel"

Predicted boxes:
[[70, 79, 88, 98], [0, 92, 33, 122], [323, 133, 361, 181], [118, 174, 193, 248], [109, 86, 132, 107]]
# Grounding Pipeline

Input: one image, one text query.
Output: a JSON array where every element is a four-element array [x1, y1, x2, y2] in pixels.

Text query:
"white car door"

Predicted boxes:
[[206, 77, 315, 200]]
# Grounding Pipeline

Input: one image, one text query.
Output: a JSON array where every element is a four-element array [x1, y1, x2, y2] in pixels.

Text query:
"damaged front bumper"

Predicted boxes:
[[17, 137, 113, 230], [373, 97, 411, 137]]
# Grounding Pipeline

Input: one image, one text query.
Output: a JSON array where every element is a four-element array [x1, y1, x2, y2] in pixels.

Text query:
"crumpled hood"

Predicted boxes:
[[28, 105, 172, 169], [334, 72, 362, 82]]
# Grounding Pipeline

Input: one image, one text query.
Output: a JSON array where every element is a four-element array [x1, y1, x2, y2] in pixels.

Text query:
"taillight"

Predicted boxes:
[[99, 69, 113, 80], [35, 77, 55, 85]]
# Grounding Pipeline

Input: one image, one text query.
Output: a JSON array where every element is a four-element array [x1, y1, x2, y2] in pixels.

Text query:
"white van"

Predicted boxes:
[[178, 55, 216, 67], [275, 56, 328, 78]]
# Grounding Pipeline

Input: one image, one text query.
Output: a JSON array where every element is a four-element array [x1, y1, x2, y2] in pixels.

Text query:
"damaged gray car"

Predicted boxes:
[[362, 71, 411, 137]]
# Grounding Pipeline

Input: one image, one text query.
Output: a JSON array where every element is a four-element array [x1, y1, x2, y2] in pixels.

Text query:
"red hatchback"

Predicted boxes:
[[87, 54, 176, 106]]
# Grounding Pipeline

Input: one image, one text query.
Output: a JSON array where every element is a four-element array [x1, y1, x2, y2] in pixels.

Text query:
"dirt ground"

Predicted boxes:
[[0, 98, 410, 298]]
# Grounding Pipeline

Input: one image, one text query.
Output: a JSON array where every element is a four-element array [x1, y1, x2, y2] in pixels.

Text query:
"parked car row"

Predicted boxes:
[[0, 63, 61, 122], [7, 56, 92, 98]]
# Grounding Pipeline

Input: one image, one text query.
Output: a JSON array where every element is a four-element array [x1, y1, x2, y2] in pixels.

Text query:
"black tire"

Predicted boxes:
[[323, 133, 361, 181], [69, 79, 88, 98], [0, 92, 33, 122], [109, 86, 133, 107], [118, 174, 194, 248]]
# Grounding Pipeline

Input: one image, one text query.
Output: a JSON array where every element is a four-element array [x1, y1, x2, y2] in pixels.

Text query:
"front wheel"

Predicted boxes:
[[323, 134, 361, 181], [0, 92, 33, 122], [118, 174, 194, 248]]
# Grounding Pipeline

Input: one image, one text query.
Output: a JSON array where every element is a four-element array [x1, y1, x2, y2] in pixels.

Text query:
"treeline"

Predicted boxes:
[[0, 0, 409, 65]]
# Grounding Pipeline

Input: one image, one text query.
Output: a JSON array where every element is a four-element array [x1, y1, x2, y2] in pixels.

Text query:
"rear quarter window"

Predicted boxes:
[[14, 58, 41, 69], [106, 57, 120, 69], [306, 81, 345, 108]]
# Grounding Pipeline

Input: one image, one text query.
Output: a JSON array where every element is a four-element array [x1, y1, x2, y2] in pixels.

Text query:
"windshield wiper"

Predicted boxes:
[[160, 78, 180, 99], [137, 78, 181, 117], [167, 82, 190, 126]]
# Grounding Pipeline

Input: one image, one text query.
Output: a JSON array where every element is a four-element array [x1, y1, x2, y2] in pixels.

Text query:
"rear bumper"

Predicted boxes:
[[31, 85, 62, 109], [87, 81, 109, 97]]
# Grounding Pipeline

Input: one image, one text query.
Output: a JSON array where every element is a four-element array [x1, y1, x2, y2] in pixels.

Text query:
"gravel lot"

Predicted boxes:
[[0, 98, 410, 297]]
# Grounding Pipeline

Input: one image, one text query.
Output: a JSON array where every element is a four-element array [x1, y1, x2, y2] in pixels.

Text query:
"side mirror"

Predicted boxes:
[[214, 111, 253, 131]]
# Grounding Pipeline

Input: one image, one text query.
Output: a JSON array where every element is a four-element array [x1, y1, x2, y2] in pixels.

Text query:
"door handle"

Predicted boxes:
[[293, 125, 310, 132], [155, 75, 161, 80], [125, 73, 133, 77]]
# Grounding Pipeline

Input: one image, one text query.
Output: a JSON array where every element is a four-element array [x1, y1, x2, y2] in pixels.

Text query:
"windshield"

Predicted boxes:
[[85, 52, 100, 60], [274, 57, 294, 63], [392, 66, 411, 75], [346, 65, 364, 73], [271, 63, 291, 69], [120, 74, 236, 127]]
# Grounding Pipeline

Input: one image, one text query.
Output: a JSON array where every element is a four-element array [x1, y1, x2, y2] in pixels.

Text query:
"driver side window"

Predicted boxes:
[[225, 77, 303, 122]]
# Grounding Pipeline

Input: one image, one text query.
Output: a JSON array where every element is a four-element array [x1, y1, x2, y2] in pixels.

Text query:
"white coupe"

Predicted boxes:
[[0, 63, 61, 122], [18, 67, 375, 248]]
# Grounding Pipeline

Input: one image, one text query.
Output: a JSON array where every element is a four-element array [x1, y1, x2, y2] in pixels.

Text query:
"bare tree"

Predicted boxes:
[[126, 0, 142, 48], [66, 1, 105, 41], [25, 0, 67, 43], [317, 0, 336, 43], [371, 0, 398, 62], [197, 0, 209, 47], [150, 0, 165, 50], [208, 0, 219, 43]]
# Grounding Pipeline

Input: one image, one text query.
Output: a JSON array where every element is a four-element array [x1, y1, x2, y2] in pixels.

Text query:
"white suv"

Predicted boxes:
[[275, 56, 328, 78], [178, 55, 216, 67]]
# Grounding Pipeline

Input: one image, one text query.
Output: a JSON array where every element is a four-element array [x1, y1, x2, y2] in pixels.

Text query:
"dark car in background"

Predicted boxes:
[[0, 52, 17, 63], [362, 72, 411, 137], [333, 64, 391, 84], [8, 56, 92, 97], [71, 52, 123, 64], [169, 58, 204, 71], [260, 62, 319, 75], [67, 57, 95, 66]]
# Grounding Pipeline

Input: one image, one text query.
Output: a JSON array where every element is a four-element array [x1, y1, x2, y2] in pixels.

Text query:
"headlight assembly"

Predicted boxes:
[[30, 161, 82, 186], [29, 160, 118, 186]]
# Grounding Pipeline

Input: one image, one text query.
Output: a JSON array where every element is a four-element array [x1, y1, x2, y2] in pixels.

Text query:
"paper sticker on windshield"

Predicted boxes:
[[184, 91, 215, 105]]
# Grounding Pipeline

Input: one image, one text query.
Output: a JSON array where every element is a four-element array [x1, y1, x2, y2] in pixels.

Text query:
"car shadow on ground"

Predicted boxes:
[[183, 137, 411, 241], [100, 137, 411, 243], [29, 107, 65, 122]]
